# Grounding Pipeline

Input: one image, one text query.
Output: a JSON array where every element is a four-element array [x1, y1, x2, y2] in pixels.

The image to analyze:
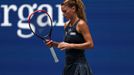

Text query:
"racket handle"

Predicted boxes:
[[49, 47, 59, 63]]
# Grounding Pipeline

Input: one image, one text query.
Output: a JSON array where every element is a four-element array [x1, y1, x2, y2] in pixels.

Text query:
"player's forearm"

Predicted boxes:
[[70, 42, 94, 49]]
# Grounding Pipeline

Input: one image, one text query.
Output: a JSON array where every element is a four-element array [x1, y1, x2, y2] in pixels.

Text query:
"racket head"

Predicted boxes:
[[28, 10, 53, 41]]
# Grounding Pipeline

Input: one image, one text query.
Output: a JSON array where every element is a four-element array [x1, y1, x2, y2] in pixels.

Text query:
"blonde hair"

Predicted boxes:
[[62, 0, 87, 22]]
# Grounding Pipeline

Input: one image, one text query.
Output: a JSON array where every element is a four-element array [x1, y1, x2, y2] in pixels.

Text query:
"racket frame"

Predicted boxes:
[[28, 10, 59, 63]]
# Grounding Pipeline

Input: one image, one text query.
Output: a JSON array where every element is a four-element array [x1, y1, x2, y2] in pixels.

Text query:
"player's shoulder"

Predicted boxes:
[[76, 19, 89, 33], [77, 19, 87, 27]]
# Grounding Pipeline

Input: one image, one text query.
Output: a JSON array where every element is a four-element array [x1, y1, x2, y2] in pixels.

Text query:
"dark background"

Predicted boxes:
[[0, 0, 134, 75]]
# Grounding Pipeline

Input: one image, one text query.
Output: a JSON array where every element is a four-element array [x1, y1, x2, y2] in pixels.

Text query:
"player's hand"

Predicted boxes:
[[58, 42, 72, 50], [44, 39, 53, 47]]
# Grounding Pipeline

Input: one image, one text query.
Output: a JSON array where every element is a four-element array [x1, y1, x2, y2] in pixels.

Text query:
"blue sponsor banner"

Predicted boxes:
[[0, 0, 134, 75]]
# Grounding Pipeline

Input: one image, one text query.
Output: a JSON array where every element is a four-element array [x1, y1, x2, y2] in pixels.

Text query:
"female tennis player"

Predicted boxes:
[[46, 0, 94, 75]]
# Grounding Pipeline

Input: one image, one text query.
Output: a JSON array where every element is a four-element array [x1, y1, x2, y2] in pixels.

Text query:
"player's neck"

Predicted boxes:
[[69, 16, 79, 26]]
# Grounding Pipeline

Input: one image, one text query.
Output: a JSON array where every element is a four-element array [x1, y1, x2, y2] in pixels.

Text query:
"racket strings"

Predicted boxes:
[[29, 11, 52, 39]]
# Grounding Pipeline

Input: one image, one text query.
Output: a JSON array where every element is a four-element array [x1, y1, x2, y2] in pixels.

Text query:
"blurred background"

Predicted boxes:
[[0, 0, 134, 75]]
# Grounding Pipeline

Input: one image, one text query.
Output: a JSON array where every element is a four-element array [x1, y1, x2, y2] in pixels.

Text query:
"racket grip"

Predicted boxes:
[[49, 47, 59, 63]]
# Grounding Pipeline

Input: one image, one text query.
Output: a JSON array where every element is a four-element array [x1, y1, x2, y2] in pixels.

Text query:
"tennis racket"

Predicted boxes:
[[28, 10, 59, 63]]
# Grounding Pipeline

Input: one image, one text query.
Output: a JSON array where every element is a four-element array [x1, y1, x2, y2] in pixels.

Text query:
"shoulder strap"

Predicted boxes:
[[73, 19, 80, 28]]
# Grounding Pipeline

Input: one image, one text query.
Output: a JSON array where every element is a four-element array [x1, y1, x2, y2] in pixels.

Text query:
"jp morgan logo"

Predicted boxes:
[[0, 3, 64, 39]]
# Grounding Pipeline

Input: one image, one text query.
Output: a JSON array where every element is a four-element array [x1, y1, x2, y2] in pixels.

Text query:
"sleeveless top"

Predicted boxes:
[[63, 20, 93, 75], [64, 19, 86, 64]]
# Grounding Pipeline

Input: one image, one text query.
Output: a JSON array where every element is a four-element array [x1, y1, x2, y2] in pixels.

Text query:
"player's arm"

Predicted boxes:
[[71, 20, 94, 49], [58, 20, 94, 50]]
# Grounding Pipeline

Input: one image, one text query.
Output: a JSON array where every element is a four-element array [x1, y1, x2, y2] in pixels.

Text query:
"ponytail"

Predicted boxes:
[[75, 0, 87, 22]]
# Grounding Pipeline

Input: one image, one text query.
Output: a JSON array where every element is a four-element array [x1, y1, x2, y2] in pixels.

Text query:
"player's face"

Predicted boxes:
[[61, 5, 75, 20]]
